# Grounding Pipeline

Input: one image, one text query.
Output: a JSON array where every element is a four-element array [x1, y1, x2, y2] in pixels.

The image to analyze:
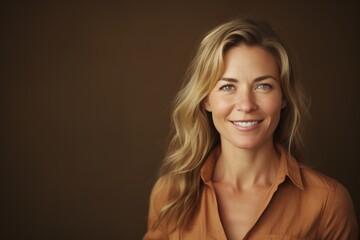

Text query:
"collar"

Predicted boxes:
[[200, 144, 304, 190], [200, 145, 221, 183]]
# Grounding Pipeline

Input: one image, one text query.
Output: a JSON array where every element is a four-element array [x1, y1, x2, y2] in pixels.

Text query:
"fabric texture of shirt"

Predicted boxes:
[[144, 145, 359, 239]]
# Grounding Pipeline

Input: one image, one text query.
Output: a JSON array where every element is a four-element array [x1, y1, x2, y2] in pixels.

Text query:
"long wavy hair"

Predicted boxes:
[[154, 17, 309, 231]]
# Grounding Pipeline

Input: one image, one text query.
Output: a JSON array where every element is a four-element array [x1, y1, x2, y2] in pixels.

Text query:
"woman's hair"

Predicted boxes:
[[154, 17, 309, 231]]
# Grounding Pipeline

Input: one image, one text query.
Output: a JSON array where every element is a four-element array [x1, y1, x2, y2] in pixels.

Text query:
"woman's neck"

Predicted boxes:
[[212, 141, 280, 191]]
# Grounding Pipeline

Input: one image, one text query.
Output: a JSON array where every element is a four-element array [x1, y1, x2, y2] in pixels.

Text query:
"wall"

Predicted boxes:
[[1, 1, 359, 239]]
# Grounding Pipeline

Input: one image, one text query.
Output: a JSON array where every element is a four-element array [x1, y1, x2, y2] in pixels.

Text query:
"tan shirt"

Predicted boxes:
[[144, 146, 358, 239]]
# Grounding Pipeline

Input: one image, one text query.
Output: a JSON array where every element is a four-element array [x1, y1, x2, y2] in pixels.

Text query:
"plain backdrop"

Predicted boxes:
[[1, 1, 359, 239]]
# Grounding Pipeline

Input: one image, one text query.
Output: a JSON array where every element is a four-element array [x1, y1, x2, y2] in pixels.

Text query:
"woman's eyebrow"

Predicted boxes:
[[219, 75, 278, 82], [219, 78, 238, 83], [254, 75, 278, 82]]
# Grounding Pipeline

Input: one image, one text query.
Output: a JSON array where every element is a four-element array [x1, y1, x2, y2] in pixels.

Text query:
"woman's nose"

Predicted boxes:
[[235, 90, 258, 112]]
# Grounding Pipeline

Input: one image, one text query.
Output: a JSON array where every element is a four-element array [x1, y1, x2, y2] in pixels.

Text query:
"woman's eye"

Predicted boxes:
[[255, 83, 272, 91], [219, 84, 235, 91]]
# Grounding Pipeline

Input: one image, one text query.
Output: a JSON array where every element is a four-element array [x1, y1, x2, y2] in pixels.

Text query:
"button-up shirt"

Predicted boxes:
[[144, 145, 358, 239]]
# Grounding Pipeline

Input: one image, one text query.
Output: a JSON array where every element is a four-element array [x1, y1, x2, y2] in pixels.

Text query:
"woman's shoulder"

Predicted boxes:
[[148, 175, 172, 210], [145, 176, 173, 239], [298, 163, 343, 191], [298, 164, 356, 219], [150, 175, 171, 195], [298, 164, 358, 238], [296, 164, 358, 238]]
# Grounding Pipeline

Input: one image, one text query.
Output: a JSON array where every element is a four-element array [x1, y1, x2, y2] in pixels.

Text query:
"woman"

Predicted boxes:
[[144, 18, 358, 239]]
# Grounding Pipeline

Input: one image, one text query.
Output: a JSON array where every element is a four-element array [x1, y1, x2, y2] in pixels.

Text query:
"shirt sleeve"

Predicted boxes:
[[143, 177, 170, 240], [320, 182, 359, 239]]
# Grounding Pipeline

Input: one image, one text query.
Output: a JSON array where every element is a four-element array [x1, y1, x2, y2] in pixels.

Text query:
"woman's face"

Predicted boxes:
[[204, 45, 286, 150]]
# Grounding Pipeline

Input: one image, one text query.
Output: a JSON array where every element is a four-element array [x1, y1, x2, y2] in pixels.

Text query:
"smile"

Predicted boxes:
[[231, 120, 262, 128]]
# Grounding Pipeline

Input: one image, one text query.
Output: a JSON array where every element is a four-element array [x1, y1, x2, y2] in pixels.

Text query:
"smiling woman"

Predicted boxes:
[[204, 45, 286, 151], [143, 18, 358, 239]]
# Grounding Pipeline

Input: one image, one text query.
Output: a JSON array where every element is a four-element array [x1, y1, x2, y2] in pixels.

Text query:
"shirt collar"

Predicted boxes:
[[277, 144, 304, 190], [200, 145, 220, 183], [200, 144, 304, 190]]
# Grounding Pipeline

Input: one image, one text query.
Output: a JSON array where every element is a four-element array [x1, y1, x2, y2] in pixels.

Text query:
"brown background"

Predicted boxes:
[[1, 1, 359, 239]]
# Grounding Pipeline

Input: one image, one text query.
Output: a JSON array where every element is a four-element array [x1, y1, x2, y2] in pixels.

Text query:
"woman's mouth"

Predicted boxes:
[[231, 120, 262, 128]]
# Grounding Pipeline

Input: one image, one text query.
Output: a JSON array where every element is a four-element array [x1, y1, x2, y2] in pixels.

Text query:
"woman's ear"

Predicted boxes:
[[204, 98, 212, 112]]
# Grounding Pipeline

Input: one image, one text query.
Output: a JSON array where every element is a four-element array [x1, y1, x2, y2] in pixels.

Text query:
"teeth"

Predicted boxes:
[[233, 121, 260, 127]]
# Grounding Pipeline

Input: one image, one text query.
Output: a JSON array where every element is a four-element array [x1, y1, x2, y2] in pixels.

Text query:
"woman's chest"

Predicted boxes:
[[214, 184, 271, 239]]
